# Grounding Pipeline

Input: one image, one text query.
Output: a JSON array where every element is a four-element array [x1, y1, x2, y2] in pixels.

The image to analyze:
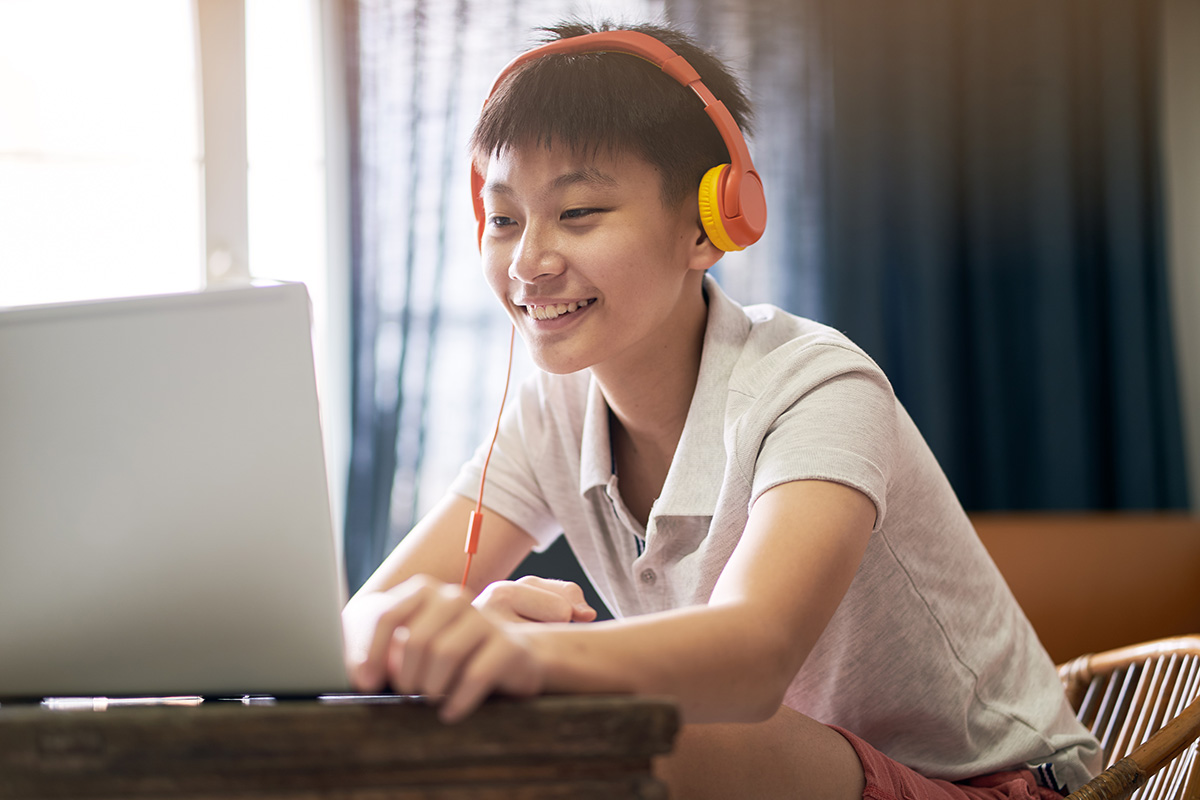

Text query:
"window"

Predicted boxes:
[[0, 0, 203, 306], [0, 0, 347, 520]]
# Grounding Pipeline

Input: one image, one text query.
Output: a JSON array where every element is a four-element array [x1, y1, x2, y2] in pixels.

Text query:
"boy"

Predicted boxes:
[[341, 20, 1101, 799]]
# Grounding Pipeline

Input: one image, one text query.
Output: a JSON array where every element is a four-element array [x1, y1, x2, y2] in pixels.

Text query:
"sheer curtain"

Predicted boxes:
[[342, 0, 666, 593], [343, 0, 1189, 592]]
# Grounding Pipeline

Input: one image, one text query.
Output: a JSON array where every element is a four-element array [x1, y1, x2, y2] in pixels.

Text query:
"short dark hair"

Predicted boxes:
[[470, 19, 754, 208]]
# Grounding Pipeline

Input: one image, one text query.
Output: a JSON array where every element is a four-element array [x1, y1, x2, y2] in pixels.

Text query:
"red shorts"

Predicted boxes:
[[833, 727, 1067, 800]]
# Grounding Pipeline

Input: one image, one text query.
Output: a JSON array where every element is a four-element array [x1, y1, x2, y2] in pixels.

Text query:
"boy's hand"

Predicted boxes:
[[473, 575, 597, 624], [342, 575, 544, 722]]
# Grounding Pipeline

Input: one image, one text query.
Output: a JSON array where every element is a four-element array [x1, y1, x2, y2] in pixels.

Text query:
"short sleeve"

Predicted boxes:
[[746, 343, 899, 531]]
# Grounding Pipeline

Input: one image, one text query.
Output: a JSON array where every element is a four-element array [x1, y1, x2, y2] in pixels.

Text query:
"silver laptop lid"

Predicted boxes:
[[0, 282, 349, 698]]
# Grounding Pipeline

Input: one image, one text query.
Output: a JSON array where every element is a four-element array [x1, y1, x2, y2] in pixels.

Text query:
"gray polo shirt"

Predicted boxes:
[[450, 276, 1100, 789]]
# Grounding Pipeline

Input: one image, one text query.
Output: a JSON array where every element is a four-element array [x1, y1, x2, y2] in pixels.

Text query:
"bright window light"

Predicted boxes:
[[245, 0, 346, 520], [0, 0, 203, 308], [246, 0, 328, 347]]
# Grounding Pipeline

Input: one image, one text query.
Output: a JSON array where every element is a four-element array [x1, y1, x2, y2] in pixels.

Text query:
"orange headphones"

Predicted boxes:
[[470, 29, 767, 252]]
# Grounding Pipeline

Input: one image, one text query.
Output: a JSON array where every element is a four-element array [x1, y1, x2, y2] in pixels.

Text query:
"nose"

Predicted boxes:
[[508, 223, 564, 283]]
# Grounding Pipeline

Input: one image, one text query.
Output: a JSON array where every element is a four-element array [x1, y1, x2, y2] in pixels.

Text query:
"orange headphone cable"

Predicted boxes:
[[461, 323, 516, 589]]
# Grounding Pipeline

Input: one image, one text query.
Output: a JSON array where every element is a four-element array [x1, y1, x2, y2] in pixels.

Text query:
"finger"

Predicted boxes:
[[516, 576, 596, 621], [421, 611, 491, 698], [438, 636, 538, 723], [383, 625, 410, 692], [515, 575, 585, 605], [471, 581, 520, 622], [475, 580, 574, 624], [393, 583, 473, 695], [508, 585, 575, 623], [347, 583, 430, 692], [571, 602, 598, 623]]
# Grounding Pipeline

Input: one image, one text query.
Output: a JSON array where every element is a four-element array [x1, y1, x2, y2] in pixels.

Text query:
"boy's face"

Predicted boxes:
[[479, 143, 716, 376]]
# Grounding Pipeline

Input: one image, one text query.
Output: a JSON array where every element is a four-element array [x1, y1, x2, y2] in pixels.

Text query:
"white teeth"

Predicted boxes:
[[526, 298, 591, 321]]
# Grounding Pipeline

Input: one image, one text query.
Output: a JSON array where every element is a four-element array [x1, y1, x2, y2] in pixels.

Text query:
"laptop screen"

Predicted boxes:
[[0, 282, 349, 699]]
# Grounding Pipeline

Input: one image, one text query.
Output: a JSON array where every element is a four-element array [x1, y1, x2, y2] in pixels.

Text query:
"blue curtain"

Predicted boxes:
[[672, 0, 1188, 511], [343, 0, 1190, 591], [817, 0, 1188, 510]]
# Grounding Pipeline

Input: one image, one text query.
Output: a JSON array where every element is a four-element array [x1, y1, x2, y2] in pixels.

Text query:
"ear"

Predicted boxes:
[[687, 219, 725, 273]]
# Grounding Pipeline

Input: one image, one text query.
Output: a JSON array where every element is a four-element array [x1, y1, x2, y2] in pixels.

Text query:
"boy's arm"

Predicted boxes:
[[348, 477, 874, 724], [520, 478, 875, 723]]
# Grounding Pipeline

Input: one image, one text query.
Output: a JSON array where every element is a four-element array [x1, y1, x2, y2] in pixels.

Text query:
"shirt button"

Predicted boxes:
[[639, 568, 657, 585]]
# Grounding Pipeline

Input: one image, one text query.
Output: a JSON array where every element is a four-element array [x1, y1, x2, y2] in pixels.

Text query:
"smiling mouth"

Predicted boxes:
[[524, 298, 593, 321]]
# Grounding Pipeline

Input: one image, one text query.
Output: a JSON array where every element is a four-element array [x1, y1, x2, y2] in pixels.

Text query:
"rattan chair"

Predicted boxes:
[[1058, 635, 1200, 800]]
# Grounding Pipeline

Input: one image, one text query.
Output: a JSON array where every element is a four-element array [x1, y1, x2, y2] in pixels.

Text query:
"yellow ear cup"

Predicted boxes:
[[698, 164, 743, 252]]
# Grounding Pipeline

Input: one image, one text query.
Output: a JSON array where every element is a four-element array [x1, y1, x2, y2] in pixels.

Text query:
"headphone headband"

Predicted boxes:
[[471, 30, 767, 251]]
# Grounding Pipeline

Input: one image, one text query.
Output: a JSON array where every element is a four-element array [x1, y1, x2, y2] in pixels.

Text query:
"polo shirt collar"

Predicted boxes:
[[579, 378, 613, 495], [654, 275, 749, 518], [577, 275, 751, 518]]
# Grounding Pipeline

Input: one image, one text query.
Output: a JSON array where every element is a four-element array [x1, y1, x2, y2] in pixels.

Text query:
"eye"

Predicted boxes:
[[561, 207, 603, 221], [488, 214, 517, 228]]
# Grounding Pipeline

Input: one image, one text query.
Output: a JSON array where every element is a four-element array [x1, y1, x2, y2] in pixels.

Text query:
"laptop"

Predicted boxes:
[[0, 282, 351, 700]]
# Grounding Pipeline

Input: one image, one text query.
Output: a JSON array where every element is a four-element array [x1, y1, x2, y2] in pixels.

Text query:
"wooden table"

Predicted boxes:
[[0, 694, 679, 799]]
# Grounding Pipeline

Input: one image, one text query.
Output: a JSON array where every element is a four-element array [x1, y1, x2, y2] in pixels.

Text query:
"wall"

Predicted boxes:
[[974, 512, 1200, 664]]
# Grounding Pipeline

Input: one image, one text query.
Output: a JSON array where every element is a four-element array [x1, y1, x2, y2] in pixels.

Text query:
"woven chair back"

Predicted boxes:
[[1059, 635, 1200, 800]]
